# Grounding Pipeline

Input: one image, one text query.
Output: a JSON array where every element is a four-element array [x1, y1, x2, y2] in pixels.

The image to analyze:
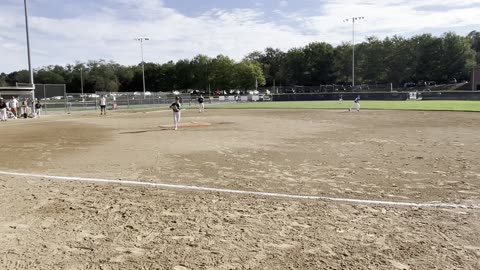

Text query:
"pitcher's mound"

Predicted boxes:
[[159, 122, 211, 129]]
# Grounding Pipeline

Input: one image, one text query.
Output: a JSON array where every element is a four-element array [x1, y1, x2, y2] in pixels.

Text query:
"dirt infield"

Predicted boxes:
[[1, 109, 479, 269]]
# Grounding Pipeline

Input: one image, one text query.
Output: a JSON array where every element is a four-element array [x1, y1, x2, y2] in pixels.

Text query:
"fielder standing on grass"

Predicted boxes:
[[198, 94, 205, 113], [170, 96, 182, 130], [349, 95, 361, 112]]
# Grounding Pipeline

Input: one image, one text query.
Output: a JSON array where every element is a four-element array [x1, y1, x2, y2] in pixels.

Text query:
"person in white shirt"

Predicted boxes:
[[100, 95, 107, 115], [10, 97, 18, 117]]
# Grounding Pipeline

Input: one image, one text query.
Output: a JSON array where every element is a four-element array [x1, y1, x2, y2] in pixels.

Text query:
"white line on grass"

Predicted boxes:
[[0, 170, 477, 209]]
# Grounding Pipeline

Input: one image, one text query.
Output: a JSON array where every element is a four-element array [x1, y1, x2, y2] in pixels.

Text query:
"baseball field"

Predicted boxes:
[[1, 101, 479, 269]]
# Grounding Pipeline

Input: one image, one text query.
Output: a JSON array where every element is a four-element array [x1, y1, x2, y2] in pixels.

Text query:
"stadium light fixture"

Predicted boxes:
[[343, 17, 365, 88], [135, 37, 150, 95]]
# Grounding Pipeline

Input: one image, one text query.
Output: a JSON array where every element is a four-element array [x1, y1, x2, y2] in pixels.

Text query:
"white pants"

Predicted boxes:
[[199, 103, 204, 112], [173, 111, 181, 129], [0, 108, 6, 121], [351, 102, 360, 111], [35, 108, 41, 117]]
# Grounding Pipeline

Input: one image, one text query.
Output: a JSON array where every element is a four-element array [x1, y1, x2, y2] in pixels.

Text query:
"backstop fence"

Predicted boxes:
[[35, 92, 257, 114]]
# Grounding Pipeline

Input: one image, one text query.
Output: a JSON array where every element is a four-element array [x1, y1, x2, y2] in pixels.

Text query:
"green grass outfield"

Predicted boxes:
[[211, 100, 480, 112]]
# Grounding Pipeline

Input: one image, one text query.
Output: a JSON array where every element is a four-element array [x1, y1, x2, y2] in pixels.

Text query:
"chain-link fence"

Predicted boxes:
[[33, 84, 67, 114], [262, 83, 471, 93], [58, 92, 259, 113]]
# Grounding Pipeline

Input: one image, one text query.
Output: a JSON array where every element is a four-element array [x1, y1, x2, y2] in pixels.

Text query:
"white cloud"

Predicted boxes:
[[0, 0, 479, 73]]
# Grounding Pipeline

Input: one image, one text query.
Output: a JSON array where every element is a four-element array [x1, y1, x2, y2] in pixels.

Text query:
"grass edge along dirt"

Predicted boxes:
[[210, 100, 480, 112]]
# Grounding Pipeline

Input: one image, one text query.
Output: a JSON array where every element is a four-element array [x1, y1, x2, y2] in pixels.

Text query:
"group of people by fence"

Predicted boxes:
[[0, 96, 42, 122]]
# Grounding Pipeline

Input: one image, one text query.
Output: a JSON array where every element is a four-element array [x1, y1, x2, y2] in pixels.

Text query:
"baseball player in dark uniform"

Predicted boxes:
[[198, 94, 205, 113]]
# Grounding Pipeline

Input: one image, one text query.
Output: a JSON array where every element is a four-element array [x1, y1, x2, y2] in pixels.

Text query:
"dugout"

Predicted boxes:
[[0, 86, 35, 102]]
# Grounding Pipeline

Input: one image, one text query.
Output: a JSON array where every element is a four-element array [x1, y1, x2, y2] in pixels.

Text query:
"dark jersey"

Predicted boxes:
[[0, 102, 6, 109], [35, 103, 42, 109], [170, 102, 181, 112], [354, 97, 360, 103], [198, 97, 204, 104]]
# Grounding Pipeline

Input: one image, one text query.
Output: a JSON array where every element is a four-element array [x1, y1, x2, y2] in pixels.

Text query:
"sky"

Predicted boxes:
[[1, 0, 479, 73]]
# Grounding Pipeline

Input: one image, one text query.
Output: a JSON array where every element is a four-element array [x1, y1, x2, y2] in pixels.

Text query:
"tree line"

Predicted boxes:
[[1, 31, 479, 93]]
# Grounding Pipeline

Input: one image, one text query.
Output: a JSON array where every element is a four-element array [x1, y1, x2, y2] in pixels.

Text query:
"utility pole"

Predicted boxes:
[[80, 67, 84, 96], [135, 37, 150, 95], [343, 17, 365, 88], [24, 0, 35, 112]]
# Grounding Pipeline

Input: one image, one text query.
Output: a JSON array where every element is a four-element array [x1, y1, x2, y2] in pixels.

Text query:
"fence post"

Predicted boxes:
[[42, 84, 47, 115]]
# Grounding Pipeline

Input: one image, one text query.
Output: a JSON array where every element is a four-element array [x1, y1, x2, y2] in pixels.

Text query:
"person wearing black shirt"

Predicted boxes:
[[169, 96, 182, 130], [35, 99, 42, 118], [198, 95, 205, 113], [0, 98, 7, 121]]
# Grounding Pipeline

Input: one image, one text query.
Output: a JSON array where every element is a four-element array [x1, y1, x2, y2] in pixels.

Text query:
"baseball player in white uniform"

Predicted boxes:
[[169, 96, 182, 130], [349, 96, 361, 112]]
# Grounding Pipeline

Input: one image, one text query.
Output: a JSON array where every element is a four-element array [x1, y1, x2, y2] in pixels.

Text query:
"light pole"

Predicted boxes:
[[24, 0, 35, 112], [135, 37, 149, 95], [80, 67, 84, 96], [343, 17, 364, 88]]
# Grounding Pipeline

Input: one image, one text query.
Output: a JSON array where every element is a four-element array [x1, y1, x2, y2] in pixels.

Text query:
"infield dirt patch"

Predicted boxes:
[[1, 108, 479, 269]]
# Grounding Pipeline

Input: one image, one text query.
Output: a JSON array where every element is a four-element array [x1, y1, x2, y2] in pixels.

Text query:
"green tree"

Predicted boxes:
[[210, 55, 236, 91], [35, 69, 65, 84], [303, 42, 335, 85], [8, 70, 31, 85], [85, 60, 119, 92], [439, 32, 477, 82], [174, 59, 194, 90], [190, 55, 211, 90], [333, 43, 352, 84], [356, 37, 387, 83], [467, 31, 480, 64], [234, 60, 265, 89], [0, 73, 8, 86]]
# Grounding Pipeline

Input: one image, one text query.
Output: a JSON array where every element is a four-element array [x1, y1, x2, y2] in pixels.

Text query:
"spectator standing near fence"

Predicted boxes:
[[112, 95, 117, 110], [100, 95, 107, 115], [0, 98, 7, 121], [27, 98, 33, 116], [10, 97, 18, 117], [20, 98, 28, 118], [169, 96, 182, 130], [198, 94, 205, 113]]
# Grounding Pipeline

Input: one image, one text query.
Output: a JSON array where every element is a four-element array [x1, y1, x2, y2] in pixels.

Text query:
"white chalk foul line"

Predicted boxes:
[[0, 170, 477, 210]]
